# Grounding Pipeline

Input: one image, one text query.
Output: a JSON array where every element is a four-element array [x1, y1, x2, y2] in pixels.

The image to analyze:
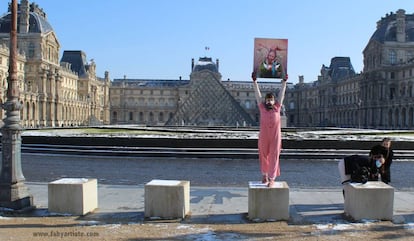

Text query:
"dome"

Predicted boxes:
[[192, 57, 218, 73], [370, 9, 414, 43], [0, 4, 53, 34]]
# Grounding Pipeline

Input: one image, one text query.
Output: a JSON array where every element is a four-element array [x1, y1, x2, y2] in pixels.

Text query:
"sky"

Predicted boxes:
[[4, 0, 414, 83]]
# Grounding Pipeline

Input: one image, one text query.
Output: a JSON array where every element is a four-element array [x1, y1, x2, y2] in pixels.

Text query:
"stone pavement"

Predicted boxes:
[[23, 181, 414, 225]]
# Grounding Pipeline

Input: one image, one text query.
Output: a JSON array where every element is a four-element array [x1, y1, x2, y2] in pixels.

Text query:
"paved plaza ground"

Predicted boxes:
[[1, 214, 413, 241], [0, 154, 413, 240]]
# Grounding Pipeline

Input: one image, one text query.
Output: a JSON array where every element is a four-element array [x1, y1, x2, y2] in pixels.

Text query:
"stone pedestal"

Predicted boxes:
[[48, 178, 98, 215], [248, 181, 289, 221], [145, 179, 190, 219], [344, 181, 394, 220]]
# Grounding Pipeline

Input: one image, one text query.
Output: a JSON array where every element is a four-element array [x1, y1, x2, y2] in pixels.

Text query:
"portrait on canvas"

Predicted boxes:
[[253, 38, 288, 79]]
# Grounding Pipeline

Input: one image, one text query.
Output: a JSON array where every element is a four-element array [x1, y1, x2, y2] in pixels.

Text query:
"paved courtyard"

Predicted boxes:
[[0, 153, 412, 240]]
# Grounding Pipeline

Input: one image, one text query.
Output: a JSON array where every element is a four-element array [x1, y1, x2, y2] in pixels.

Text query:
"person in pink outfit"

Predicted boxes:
[[252, 72, 287, 187]]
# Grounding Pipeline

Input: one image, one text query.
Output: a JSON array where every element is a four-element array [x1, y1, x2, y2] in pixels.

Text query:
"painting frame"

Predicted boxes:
[[253, 38, 288, 79]]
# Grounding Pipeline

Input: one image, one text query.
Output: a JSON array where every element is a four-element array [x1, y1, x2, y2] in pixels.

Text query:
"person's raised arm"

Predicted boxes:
[[252, 72, 262, 105], [277, 75, 288, 104]]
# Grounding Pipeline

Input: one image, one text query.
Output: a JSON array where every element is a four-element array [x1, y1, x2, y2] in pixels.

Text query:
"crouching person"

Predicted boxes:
[[338, 155, 371, 185], [338, 154, 385, 197]]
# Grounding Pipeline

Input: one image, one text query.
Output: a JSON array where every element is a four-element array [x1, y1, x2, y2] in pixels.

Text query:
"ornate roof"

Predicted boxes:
[[60, 50, 89, 77], [320, 57, 356, 82], [0, 5, 54, 34], [370, 9, 414, 43], [192, 57, 218, 73]]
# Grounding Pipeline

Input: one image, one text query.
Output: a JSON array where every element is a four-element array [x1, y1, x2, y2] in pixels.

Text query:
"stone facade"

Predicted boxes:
[[0, 0, 110, 128], [289, 9, 414, 130], [0, 43, 25, 122], [110, 57, 290, 126], [110, 78, 186, 126]]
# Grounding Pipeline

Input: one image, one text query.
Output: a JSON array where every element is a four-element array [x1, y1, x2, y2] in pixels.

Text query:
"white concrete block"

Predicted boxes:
[[145, 179, 190, 219], [48, 178, 98, 215], [248, 181, 289, 221], [344, 181, 394, 220]]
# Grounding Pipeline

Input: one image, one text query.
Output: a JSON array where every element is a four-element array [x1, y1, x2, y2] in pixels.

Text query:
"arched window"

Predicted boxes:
[[26, 102, 30, 120]]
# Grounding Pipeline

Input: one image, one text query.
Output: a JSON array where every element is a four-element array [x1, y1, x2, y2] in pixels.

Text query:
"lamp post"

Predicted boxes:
[[0, 0, 33, 210], [358, 98, 362, 129]]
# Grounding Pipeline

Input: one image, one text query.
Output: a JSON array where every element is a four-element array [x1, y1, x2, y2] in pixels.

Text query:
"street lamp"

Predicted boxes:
[[0, 0, 33, 210], [358, 98, 362, 129]]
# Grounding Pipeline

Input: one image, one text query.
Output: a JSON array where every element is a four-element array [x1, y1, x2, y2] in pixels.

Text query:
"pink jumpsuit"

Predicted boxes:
[[258, 102, 282, 180]]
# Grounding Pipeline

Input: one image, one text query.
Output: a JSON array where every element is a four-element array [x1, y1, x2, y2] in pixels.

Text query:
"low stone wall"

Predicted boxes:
[[21, 136, 412, 150]]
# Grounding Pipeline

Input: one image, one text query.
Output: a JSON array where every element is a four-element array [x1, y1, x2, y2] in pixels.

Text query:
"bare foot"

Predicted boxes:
[[267, 179, 275, 188], [262, 175, 268, 184]]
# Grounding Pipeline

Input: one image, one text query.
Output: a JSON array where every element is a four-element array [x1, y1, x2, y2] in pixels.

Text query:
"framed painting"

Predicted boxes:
[[253, 38, 288, 79]]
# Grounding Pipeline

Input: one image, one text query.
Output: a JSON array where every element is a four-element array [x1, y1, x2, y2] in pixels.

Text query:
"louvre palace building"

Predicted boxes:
[[0, 0, 110, 128], [1, 1, 414, 129], [110, 57, 290, 126], [289, 9, 414, 130]]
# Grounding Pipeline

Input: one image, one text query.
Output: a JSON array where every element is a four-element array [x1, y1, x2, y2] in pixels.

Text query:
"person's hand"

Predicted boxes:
[[282, 74, 288, 82], [251, 72, 257, 82]]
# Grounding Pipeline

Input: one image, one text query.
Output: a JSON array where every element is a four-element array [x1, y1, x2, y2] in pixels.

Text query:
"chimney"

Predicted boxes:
[[19, 0, 30, 34], [396, 9, 406, 43], [298, 75, 304, 84], [191, 58, 194, 71], [216, 58, 219, 71]]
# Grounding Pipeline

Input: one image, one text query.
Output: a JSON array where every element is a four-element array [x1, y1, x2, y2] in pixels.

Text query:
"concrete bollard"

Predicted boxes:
[[144, 179, 190, 219], [248, 181, 289, 221], [344, 181, 394, 220], [48, 178, 98, 215]]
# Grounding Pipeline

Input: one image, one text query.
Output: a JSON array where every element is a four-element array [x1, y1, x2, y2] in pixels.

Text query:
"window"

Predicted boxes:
[[390, 87, 395, 99], [245, 100, 251, 109], [289, 101, 295, 110], [389, 50, 397, 65], [28, 42, 35, 58], [407, 51, 413, 63]]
